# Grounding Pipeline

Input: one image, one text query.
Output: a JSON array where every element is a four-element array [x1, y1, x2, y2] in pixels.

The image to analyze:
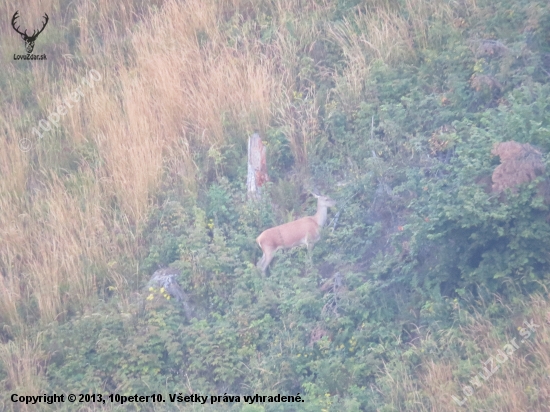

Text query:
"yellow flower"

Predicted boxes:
[[146, 294, 154, 301], [160, 287, 165, 294]]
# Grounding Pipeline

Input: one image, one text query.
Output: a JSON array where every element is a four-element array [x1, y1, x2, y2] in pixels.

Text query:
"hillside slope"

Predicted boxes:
[[1, 0, 550, 410]]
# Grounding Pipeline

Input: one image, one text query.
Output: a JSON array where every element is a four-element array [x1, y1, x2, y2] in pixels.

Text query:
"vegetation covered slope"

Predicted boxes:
[[1, 0, 550, 410]]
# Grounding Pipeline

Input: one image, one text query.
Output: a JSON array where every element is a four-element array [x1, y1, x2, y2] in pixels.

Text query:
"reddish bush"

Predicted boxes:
[[491, 141, 545, 193]]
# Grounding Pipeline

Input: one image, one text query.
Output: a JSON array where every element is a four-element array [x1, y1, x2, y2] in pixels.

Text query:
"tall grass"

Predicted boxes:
[[328, 0, 477, 109], [0, 337, 46, 406]]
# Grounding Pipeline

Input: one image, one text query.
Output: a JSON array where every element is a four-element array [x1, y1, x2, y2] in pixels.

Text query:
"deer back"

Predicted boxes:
[[258, 216, 320, 250]]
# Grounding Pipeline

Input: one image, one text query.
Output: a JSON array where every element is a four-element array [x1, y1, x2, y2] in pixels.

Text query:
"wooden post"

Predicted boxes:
[[247, 133, 269, 199]]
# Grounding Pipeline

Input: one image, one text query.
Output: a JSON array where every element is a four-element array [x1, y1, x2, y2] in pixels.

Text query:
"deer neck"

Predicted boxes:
[[314, 202, 329, 228]]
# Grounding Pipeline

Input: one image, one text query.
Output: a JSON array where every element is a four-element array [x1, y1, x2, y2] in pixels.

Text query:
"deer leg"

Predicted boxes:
[[305, 236, 315, 266], [257, 254, 266, 272], [257, 249, 274, 274]]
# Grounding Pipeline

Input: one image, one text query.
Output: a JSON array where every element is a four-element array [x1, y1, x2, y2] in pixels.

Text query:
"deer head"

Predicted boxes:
[[11, 11, 49, 54]]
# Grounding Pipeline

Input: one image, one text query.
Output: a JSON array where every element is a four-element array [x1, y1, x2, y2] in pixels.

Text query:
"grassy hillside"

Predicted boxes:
[[1, 0, 550, 410]]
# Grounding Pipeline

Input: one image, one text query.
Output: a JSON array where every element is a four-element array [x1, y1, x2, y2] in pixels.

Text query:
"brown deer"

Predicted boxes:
[[256, 194, 336, 274], [11, 11, 49, 54]]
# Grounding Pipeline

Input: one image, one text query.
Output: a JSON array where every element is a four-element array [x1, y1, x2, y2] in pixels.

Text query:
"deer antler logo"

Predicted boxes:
[[11, 11, 49, 54]]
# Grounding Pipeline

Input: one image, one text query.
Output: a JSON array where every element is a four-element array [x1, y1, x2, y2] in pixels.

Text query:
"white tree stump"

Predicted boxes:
[[247, 133, 269, 199]]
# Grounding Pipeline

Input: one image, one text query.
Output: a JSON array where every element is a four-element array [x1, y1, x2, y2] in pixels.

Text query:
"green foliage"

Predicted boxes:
[[265, 128, 294, 180]]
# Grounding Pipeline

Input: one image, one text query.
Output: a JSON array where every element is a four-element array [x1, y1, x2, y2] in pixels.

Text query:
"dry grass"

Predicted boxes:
[[0, 337, 47, 410], [1, 0, 282, 321], [491, 141, 546, 193], [379, 294, 550, 411], [327, 0, 477, 109]]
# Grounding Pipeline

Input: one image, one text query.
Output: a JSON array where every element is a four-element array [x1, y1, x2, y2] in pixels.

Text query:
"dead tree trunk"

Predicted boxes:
[[247, 133, 269, 199]]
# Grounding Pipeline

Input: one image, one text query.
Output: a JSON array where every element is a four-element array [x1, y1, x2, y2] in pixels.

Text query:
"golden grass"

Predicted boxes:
[[0, 336, 47, 410], [0, 0, 286, 316]]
